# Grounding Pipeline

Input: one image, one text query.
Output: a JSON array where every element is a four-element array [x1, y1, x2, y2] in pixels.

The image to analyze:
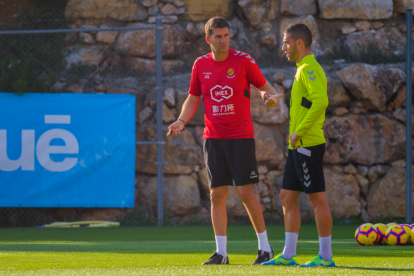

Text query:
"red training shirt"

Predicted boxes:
[[188, 49, 267, 139]]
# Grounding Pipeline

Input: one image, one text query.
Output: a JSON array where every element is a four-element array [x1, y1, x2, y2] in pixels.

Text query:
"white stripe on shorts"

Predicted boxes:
[[297, 147, 311, 157]]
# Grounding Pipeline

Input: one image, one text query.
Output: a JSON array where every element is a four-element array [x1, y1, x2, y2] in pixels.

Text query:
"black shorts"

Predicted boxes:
[[282, 144, 326, 194], [203, 138, 259, 188]]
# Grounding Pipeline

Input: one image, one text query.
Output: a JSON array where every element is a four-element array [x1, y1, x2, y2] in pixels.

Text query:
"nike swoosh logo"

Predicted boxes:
[[309, 76, 316, 81], [307, 70, 314, 75]]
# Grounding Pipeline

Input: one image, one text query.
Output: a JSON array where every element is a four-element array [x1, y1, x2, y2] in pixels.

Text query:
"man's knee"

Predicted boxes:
[[307, 193, 328, 209], [210, 187, 228, 205], [237, 185, 256, 203], [279, 190, 299, 207]]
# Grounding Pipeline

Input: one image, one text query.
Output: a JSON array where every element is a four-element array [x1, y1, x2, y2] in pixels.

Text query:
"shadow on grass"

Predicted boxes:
[[336, 266, 414, 272]]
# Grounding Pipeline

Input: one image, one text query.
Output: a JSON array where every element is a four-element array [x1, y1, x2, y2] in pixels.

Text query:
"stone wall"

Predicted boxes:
[[53, 0, 414, 224], [62, 0, 414, 74]]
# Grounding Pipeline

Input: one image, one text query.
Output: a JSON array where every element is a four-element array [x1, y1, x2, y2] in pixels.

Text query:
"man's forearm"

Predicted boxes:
[[258, 83, 275, 98], [178, 96, 200, 123]]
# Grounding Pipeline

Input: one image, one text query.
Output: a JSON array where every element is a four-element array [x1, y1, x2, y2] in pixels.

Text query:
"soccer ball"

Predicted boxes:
[[401, 224, 413, 245], [355, 224, 378, 246], [385, 225, 408, 246], [386, 222, 399, 228], [411, 228, 414, 244], [373, 223, 388, 245]]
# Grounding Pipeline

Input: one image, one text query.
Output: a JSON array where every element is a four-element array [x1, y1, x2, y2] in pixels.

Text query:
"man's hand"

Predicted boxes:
[[167, 120, 185, 137], [290, 132, 300, 148], [264, 94, 283, 109]]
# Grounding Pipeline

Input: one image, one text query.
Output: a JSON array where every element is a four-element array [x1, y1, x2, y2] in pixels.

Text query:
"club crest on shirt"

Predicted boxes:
[[227, 68, 235, 78]]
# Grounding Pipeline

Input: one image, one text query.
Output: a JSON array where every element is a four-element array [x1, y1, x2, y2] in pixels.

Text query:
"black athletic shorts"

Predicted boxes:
[[203, 138, 259, 188], [282, 144, 326, 194]]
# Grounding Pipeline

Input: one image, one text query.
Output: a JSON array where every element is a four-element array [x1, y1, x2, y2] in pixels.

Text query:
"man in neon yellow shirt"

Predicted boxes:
[[262, 24, 335, 267]]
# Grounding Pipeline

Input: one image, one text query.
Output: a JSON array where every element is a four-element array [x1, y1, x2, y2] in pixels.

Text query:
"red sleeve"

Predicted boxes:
[[245, 57, 267, 88], [188, 60, 202, 96]]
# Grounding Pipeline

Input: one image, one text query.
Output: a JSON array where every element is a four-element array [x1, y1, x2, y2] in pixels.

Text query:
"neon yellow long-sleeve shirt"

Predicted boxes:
[[288, 54, 329, 149]]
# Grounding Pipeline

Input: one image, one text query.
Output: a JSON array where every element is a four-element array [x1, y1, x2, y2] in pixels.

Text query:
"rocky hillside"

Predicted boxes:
[[61, 0, 412, 75]]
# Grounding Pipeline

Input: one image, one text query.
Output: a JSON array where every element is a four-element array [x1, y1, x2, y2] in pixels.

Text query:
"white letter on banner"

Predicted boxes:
[[0, 130, 35, 171], [44, 115, 71, 124], [36, 129, 79, 172]]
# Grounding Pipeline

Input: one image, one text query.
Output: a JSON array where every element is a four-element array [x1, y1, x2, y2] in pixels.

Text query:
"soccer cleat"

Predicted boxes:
[[251, 248, 274, 265], [298, 254, 335, 267], [202, 252, 229, 265], [261, 254, 298, 266]]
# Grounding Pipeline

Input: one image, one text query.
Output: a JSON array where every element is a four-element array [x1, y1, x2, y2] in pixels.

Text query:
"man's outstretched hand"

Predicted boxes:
[[167, 120, 185, 137], [264, 94, 283, 109]]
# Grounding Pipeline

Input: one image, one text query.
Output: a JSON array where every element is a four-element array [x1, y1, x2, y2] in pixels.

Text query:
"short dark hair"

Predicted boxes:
[[284, 23, 312, 49], [205, 17, 229, 37]]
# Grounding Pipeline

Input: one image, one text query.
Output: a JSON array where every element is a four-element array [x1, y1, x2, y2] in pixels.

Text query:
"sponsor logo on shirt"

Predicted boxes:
[[210, 85, 233, 102], [204, 72, 212, 79], [212, 104, 235, 116], [227, 68, 235, 78]]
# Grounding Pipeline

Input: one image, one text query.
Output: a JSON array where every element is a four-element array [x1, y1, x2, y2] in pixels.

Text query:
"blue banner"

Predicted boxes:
[[0, 92, 135, 207]]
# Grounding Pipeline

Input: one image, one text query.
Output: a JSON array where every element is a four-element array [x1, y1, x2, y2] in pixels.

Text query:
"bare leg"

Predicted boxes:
[[237, 184, 273, 255], [278, 189, 302, 259], [306, 192, 332, 237], [210, 186, 228, 236], [236, 184, 265, 233], [279, 189, 302, 232], [307, 192, 333, 260]]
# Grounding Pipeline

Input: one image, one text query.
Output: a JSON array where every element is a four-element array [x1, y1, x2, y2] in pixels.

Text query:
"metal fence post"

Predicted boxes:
[[156, 12, 164, 226], [406, 9, 413, 224]]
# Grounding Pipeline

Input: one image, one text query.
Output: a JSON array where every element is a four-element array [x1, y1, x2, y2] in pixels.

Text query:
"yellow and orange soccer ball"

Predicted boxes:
[[411, 227, 414, 244], [386, 222, 399, 228], [385, 225, 409, 245], [373, 223, 388, 245], [355, 223, 414, 246], [355, 224, 378, 246], [400, 224, 413, 245]]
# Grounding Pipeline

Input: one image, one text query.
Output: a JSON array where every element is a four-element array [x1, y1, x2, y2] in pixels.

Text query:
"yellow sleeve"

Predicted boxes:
[[295, 66, 329, 137]]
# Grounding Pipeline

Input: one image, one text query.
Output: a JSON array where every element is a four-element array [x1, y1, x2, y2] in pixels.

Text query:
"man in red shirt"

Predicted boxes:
[[167, 17, 283, 265]]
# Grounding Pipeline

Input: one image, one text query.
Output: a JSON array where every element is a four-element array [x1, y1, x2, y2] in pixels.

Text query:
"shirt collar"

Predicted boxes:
[[297, 54, 315, 68]]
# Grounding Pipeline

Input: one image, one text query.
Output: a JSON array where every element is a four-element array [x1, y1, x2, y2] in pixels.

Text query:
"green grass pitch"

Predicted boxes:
[[0, 224, 413, 275]]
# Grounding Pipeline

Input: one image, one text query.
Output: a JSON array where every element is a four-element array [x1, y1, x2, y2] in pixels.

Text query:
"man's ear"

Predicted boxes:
[[296, 39, 301, 49], [297, 38, 305, 50], [206, 36, 211, 45]]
